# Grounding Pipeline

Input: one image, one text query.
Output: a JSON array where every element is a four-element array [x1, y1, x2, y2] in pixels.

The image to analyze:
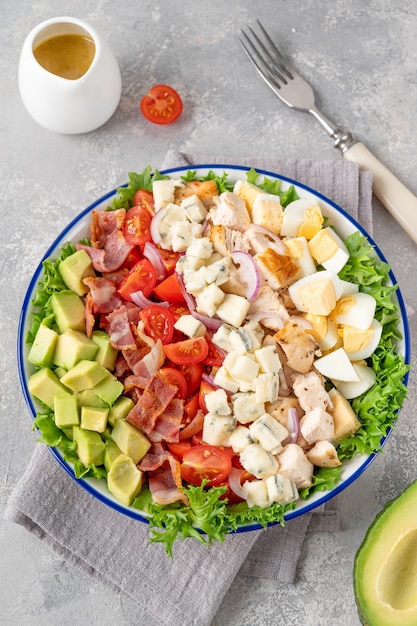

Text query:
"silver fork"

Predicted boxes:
[[238, 20, 417, 245]]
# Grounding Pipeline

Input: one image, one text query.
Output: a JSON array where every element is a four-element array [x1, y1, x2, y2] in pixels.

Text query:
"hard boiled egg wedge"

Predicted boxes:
[[333, 363, 377, 399], [331, 292, 377, 331], [280, 198, 323, 238], [343, 319, 383, 361], [288, 270, 345, 316], [308, 227, 349, 274], [314, 347, 360, 382]]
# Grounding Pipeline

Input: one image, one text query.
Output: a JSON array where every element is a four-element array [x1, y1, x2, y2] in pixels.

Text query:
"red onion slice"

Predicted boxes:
[[231, 250, 261, 302], [228, 467, 248, 500], [143, 241, 166, 281], [284, 407, 300, 444], [130, 290, 169, 309], [191, 310, 224, 331], [150, 207, 168, 244], [175, 271, 196, 312]]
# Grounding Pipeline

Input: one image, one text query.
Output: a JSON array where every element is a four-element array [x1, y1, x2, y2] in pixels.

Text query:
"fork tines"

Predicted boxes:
[[238, 19, 294, 90]]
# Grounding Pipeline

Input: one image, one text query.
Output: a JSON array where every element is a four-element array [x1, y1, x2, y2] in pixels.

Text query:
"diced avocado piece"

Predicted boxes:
[[101, 427, 113, 442], [77, 389, 108, 408], [53, 329, 98, 370], [91, 330, 118, 370], [80, 406, 108, 433], [60, 360, 108, 392], [62, 427, 74, 440], [59, 249, 95, 296], [28, 367, 67, 410], [54, 366, 67, 379], [354, 479, 417, 626], [107, 454, 143, 506], [91, 373, 124, 407], [54, 392, 80, 428], [104, 439, 123, 472], [73, 426, 105, 466], [108, 396, 135, 427], [51, 290, 85, 333], [111, 419, 151, 464], [27, 324, 59, 367]]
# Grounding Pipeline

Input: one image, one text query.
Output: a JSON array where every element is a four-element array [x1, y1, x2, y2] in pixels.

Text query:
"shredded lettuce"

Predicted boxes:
[[133, 481, 293, 557], [246, 167, 299, 206]]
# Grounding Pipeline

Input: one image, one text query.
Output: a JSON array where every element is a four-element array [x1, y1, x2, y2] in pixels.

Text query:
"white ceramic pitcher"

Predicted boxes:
[[18, 17, 122, 134]]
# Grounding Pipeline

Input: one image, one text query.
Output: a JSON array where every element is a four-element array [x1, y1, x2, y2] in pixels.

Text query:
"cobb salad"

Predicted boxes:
[[24, 166, 409, 555]]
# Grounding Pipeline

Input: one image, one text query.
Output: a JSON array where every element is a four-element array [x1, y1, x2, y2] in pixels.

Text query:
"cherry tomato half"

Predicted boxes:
[[159, 366, 188, 399], [139, 305, 174, 345], [153, 273, 186, 304], [123, 205, 153, 247], [178, 362, 203, 397], [198, 379, 217, 413], [158, 249, 181, 276], [140, 84, 183, 125], [202, 339, 225, 367], [120, 246, 143, 269], [118, 258, 157, 301], [181, 445, 232, 488], [167, 440, 192, 461], [133, 189, 155, 215], [163, 337, 208, 365], [168, 304, 189, 322]]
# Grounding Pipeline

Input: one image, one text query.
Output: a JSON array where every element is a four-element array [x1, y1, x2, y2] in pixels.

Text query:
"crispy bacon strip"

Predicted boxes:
[[106, 305, 137, 350], [91, 208, 126, 248], [126, 375, 177, 434], [148, 398, 184, 443]]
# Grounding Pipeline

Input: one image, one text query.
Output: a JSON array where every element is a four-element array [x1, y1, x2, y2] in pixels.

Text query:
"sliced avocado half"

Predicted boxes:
[[354, 479, 417, 625]]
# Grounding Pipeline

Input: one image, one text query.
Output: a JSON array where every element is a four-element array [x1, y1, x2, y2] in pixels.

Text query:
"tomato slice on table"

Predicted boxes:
[[153, 273, 186, 304], [118, 258, 157, 301], [164, 337, 208, 365], [133, 189, 155, 215], [181, 445, 232, 488], [123, 205, 153, 246], [159, 366, 188, 398], [140, 305, 174, 345], [140, 84, 183, 125]]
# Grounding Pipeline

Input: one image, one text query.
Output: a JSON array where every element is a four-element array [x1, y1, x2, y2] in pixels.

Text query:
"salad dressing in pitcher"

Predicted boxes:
[[33, 34, 95, 80]]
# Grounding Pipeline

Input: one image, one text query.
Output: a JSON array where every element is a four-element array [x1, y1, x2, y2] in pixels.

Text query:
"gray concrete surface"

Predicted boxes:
[[1, 1, 417, 624]]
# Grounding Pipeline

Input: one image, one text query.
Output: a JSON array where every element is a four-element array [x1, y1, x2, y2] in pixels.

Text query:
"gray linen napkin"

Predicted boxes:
[[5, 152, 373, 626]]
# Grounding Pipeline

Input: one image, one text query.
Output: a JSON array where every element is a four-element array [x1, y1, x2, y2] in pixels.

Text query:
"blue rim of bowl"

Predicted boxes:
[[17, 164, 411, 532]]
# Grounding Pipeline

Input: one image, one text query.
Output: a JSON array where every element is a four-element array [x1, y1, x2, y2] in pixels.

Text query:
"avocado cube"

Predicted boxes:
[[80, 406, 108, 433], [73, 426, 105, 466], [61, 427, 74, 440], [60, 360, 108, 392], [77, 389, 108, 408], [51, 291, 85, 333], [27, 324, 59, 368], [91, 373, 124, 407], [28, 367, 67, 410], [53, 328, 99, 370], [91, 330, 118, 370], [111, 419, 151, 464], [54, 392, 80, 428], [104, 439, 123, 472], [59, 249, 95, 296], [108, 396, 135, 427], [107, 454, 143, 506]]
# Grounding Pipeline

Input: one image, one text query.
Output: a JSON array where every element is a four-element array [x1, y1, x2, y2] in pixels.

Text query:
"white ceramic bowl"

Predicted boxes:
[[17, 165, 411, 531]]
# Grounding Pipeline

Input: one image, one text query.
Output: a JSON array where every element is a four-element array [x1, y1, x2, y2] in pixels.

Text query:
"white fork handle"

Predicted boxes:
[[343, 141, 417, 245]]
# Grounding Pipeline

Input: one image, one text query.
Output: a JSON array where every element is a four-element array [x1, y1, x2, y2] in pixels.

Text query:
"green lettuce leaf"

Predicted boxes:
[[246, 168, 298, 206], [110, 167, 170, 211]]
